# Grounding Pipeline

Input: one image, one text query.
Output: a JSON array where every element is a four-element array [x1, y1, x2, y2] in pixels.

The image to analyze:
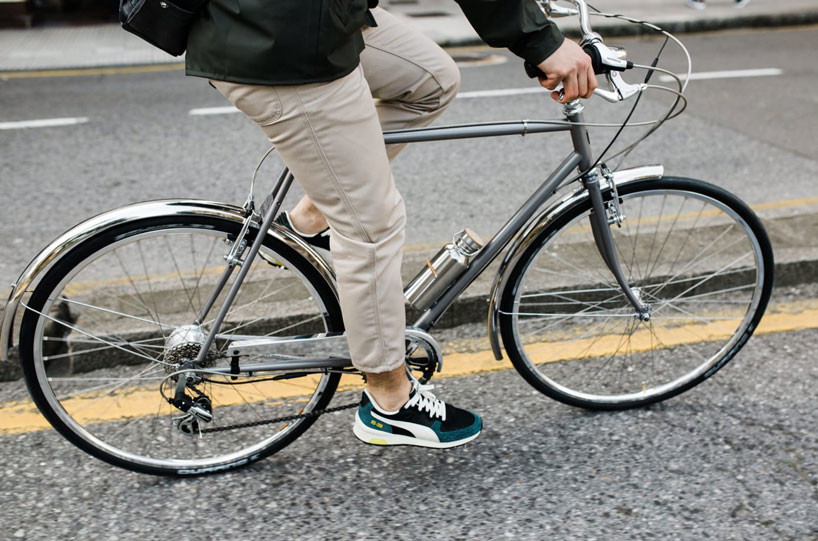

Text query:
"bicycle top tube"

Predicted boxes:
[[382, 119, 572, 146]]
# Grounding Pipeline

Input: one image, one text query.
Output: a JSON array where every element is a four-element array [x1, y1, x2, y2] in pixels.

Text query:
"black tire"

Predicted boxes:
[[500, 177, 774, 410], [19, 215, 344, 475]]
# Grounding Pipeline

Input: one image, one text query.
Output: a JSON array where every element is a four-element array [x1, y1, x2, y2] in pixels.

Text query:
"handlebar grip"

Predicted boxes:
[[523, 44, 624, 79], [524, 61, 547, 79], [582, 44, 608, 75]]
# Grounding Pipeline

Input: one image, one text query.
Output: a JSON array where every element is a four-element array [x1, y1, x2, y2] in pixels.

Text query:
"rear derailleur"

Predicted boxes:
[[169, 362, 214, 437]]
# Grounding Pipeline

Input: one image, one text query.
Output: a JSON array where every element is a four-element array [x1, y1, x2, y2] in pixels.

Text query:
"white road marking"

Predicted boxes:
[[189, 106, 240, 116], [456, 87, 548, 99], [0, 117, 89, 130], [186, 68, 782, 115], [186, 87, 552, 117], [8, 68, 779, 126], [659, 68, 782, 82]]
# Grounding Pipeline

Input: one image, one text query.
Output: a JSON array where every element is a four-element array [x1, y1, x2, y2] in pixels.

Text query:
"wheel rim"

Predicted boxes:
[[25, 221, 338, 472], [509, 187, 767, 405]]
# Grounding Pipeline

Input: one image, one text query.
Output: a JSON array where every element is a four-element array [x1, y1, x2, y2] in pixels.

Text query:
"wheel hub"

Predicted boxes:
[[163, 325, 217, 373], [631, 287, 652, 321]]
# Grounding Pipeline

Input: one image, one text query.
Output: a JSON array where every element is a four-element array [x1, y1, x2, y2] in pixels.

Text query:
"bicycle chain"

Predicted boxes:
[[200, 401, 359, 434]]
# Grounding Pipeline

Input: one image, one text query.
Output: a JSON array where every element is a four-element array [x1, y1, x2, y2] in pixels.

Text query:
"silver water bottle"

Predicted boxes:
[[404, 229, 485, 311]]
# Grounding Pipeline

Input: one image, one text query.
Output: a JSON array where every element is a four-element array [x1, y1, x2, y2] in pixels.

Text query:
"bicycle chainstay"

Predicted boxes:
[[200, 401, 360, 434], [191, 354, 437, 434]]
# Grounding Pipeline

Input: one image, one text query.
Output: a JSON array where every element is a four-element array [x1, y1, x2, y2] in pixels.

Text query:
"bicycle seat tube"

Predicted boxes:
[[565, 100, 650, 317]]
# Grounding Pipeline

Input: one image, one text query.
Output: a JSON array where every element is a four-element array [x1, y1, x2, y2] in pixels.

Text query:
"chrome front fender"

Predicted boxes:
[[486, 165, 664, 360], [1, 199, 337, 362]]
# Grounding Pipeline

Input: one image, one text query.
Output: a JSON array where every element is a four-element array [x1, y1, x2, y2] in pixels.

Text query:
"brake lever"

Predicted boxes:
[[595, 71, 646, 103], [582, 41, 645, 103]]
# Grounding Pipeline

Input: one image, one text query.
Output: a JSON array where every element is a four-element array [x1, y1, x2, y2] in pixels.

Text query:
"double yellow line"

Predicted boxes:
[[2, 297, 817, 436], [0, 63, 185, 80]]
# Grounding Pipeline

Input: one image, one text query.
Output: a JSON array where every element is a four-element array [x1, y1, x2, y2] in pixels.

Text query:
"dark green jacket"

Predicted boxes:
[[186, 0, 563, 86]]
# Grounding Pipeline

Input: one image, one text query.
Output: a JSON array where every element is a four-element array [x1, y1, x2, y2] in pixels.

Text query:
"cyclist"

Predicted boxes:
[[185, 0, 597, 449]]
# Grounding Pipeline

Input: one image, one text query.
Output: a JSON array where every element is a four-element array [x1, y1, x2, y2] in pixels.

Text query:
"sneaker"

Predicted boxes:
[[734, 0, 752, 7], [274, 211, 332, 263], [353, 381, 482, 448], [685, 0, 705, 9]]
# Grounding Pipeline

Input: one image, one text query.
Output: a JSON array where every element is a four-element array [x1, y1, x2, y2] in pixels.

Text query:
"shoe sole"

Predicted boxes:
[[352, 416, 481, 449]]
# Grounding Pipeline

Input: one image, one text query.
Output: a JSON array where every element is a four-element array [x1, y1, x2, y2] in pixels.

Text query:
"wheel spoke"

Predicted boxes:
[[24, 301, 163, 365], [20, 220, 340, 474], [506, 183, 770, 408]]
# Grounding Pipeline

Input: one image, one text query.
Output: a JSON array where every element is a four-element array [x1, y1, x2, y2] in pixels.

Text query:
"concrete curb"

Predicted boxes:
[[410, 257, 818, 330], [3, 206, 817, 379], [2, 254, 816, 382], [437, 11, 818, 47], [584, 11, 818, 37]]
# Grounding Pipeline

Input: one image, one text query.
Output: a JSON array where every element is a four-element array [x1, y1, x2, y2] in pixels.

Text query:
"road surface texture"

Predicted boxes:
[[0, 284, 816, 538]]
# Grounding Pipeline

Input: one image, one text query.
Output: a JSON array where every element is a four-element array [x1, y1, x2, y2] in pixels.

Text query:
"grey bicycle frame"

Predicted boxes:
[[193, 99, 650, 375]]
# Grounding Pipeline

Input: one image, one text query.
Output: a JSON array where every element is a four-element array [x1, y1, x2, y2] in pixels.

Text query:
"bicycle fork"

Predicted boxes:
[[584, 169, 651, 320], [568, 101, 651, 320]]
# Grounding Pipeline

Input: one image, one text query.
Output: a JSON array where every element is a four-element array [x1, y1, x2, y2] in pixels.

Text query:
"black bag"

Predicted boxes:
[[120, 0, 208, 57]]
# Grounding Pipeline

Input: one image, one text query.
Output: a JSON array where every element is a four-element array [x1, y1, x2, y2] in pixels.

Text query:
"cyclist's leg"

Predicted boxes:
[[211, 68, 407, 383], [288, 8, 460, 234], [363, 6, 461, 160]]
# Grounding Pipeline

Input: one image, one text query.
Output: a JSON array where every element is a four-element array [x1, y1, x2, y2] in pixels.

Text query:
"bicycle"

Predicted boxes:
[[1, 0, 774, 476]]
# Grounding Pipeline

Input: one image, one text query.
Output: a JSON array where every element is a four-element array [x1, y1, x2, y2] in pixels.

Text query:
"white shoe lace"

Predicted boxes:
[[404, 383, 446, 421]]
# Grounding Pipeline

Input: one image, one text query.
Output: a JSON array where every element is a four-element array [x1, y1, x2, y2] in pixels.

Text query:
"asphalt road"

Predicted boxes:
[[1, 25, 817, 539], [0, 284, 816, 539]]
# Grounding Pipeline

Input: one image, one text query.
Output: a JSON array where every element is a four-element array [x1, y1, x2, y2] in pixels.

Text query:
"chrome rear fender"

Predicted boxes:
[[1, 199, 336, 362], [486, 165, 664, 360]]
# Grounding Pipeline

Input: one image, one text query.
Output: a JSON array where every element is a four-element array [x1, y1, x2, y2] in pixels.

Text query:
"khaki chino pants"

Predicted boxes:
[[211, 8, 460, 373]]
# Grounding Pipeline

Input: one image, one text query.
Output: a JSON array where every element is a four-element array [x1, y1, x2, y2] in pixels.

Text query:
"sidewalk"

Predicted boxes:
[[1, 0, 817, 72]]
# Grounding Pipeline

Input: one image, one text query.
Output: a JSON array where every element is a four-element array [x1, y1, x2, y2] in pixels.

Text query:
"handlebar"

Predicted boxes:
[[527, 0, 646, 103], [539, 0, 599, 42]]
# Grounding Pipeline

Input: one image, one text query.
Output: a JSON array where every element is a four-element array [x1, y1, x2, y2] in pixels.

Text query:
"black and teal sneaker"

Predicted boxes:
[[274, 211, 332, 263], [353, 382, 482, 448]]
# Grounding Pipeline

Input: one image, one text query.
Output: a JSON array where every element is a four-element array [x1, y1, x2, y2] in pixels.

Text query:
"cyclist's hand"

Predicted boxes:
[[536, 39, 598, 103]]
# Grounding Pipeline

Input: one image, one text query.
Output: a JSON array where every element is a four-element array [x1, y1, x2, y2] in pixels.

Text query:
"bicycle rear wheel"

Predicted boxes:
[[19, 214, 344, 475], [500, 177, 774, 410]]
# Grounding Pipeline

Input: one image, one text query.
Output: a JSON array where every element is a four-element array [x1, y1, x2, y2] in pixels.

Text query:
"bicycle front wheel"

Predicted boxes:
[[19, 214, 344, 475], [500, 177, 774, 410]]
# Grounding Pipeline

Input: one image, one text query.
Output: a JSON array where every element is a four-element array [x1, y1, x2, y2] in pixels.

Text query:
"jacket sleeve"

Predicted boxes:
[[455, 0, 564, 66]]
